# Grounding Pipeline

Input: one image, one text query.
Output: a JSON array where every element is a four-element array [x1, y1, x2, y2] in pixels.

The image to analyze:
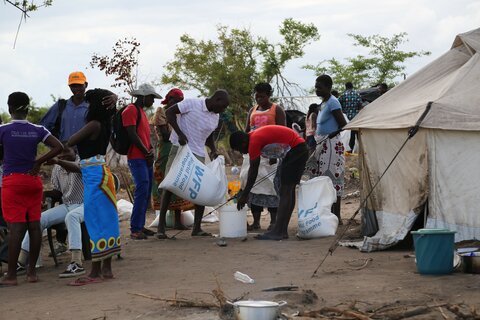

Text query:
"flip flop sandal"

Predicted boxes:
[[68, 277, 103, 286]]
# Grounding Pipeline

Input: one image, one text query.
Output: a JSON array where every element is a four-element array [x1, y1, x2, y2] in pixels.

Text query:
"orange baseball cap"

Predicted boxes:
[[68, 71, 87, 85]]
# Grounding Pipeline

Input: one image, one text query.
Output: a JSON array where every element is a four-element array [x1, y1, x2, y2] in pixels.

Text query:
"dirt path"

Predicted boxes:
[[1, 195, 479, 319]]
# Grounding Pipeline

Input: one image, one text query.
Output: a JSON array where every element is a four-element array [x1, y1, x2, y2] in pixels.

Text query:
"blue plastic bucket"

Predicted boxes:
[[411, 228, 456, 275]]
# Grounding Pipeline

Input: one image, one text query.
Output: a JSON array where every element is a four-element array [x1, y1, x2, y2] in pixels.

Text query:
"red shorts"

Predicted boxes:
[[1, 174, 43, 223]]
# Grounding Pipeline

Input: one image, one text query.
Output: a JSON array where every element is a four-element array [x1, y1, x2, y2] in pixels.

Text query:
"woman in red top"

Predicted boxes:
[[243, 83, 286, 231]]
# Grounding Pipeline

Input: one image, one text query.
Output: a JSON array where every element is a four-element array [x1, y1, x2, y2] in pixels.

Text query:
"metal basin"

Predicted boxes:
[[229, 300, 287, 320]]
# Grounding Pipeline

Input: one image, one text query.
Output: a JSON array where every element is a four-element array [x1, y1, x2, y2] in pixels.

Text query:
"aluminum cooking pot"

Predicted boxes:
[[228, 300, 287, 320]]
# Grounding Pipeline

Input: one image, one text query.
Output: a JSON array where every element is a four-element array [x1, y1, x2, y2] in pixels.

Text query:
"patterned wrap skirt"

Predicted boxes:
[[304, 134, 345, 196], [80, 155, 121, 262]]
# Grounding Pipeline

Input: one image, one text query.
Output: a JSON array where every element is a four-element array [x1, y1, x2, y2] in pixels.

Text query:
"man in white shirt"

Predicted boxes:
[[156, 90, 229, 238]]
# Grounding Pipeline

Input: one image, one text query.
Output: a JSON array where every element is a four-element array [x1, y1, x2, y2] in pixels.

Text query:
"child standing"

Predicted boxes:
[[0, 92, 63, 286], [67, 88, 121, 285]]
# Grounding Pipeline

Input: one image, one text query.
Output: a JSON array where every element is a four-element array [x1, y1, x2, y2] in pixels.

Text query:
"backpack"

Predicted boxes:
[[110, 104, 142, 155], [51, 99, 67, 139]]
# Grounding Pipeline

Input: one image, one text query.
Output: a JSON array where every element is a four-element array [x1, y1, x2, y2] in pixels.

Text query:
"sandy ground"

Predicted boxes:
[[1, 193, 479, 320], [1, 155, 479, 319]]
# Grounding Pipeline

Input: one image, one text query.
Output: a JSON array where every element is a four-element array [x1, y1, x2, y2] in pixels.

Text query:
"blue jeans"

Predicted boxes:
[[21, 203, 84, 251], [128, 159, 153, 233]]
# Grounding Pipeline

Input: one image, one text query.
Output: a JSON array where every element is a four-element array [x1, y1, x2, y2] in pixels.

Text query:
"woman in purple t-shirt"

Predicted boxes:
[[0, 92, 62, 287]]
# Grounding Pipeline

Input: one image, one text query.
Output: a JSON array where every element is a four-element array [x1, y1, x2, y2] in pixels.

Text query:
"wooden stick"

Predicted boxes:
[[119, 171, 133, 203], [127, 292, 218, 309], [438, 306, 450, 320], [381, 306, 430, 320], [343, 310, 372, 320]]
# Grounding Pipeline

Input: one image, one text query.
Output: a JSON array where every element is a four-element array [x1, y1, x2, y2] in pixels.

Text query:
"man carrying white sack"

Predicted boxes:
[[156, 90, 230, 239]]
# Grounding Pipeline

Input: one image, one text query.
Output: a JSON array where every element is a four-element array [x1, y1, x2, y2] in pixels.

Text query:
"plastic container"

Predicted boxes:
[[234, 271, 255, 284], [411, 228, 456, 275], [165, 211, 175, 228], [219, 205, 247, 238]]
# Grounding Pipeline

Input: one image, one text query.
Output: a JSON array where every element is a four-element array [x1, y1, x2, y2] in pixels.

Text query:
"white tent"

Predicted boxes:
[[345, 27, 480, 251]]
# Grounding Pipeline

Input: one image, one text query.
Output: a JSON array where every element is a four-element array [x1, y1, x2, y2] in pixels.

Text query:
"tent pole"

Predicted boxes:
[[423, 199, 428, 228]]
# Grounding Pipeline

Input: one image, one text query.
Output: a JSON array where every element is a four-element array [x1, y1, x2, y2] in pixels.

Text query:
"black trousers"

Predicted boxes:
[[349, 131, 358, 151]]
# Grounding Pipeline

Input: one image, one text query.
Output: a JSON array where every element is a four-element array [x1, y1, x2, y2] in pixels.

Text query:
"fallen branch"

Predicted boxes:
[[298, 307, 371, 320], [371, 303, 448, 319], [127, 292, 218, 309], [446, 303, 477, 319], [343, 310, 372, 320]]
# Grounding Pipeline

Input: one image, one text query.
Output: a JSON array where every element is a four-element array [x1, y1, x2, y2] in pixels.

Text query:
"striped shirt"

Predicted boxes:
[[51, 160, 84, 205], [169, 98, 219, 157]]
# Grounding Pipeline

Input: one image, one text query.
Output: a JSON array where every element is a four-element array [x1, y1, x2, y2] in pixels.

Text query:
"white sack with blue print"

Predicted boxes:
[[297, 176, 338, 239], [159, 145, 228, 206]]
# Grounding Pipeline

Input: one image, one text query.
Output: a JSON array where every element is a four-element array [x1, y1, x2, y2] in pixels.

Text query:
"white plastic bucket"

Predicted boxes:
[[219, 205, 247, 238]]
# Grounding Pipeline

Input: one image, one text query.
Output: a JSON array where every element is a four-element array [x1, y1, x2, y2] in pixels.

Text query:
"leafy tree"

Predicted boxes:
[[161, 18, 319, 129], [90, 37, 140, 106], [161, 25, 259, 130], [304, 32, 431, 92], [257, 18, 320, 96]]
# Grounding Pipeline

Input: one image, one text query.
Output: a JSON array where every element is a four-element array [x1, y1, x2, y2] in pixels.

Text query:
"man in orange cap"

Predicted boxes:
[[40, 71, 117, 141]]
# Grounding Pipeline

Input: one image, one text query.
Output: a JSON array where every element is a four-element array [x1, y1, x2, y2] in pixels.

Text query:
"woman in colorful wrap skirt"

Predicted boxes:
[[67, 88, 120, 286]]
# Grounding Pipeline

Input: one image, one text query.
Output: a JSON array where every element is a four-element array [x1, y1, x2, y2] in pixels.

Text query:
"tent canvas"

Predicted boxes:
[[345, 27, 480, 252]]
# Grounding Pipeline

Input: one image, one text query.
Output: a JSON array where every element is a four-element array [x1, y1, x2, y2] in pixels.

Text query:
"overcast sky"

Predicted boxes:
[[0, 0, 479, 112]]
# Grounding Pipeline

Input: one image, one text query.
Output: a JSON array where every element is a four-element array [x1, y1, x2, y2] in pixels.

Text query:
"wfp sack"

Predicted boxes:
[[297, 176, 339, 239], [239, 155, 277, 196], [117, 199, 133, 221], [159, 145, 228, 206], [340, 113, 352, 151]]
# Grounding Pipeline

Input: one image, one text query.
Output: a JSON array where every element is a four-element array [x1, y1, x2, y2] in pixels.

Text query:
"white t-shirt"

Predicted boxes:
[[170, 98, 219, 157]]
